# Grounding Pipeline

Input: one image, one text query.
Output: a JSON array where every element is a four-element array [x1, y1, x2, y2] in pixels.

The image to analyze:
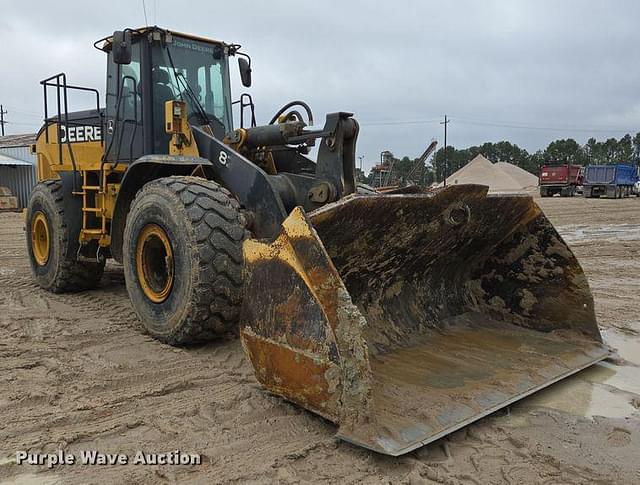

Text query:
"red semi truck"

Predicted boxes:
[[539, 163, 583, 197]]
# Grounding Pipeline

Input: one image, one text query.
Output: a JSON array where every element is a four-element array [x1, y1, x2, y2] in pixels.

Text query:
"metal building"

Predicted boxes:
[[0, 133, 37, 209]]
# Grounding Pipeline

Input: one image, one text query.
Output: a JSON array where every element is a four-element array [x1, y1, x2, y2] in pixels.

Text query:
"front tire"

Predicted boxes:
[[123, 176, 248, 345], [26, 180, 105, 292]]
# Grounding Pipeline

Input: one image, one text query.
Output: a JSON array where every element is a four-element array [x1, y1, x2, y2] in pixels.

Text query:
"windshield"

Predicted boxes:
[[151, 36, 232, 138]]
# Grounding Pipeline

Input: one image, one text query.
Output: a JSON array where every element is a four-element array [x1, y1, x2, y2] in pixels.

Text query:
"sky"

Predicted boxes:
[[0, 0, 638, 171]]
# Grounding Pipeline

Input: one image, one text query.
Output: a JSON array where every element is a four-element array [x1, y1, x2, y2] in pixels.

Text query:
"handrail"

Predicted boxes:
[[40, 73, 103, 193]]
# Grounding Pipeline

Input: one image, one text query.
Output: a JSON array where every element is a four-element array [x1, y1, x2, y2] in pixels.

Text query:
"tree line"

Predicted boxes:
[[363, 132, 640, 187]]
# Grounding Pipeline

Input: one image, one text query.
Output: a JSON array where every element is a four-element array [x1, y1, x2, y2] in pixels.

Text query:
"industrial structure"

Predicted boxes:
[[369, 141, 438, 190], [369, 150, 395, 188], [0, 133, 37, 208]]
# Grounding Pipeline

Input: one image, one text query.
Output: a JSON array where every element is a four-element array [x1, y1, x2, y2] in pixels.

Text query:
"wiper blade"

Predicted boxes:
[[164, 46, 210, 125]]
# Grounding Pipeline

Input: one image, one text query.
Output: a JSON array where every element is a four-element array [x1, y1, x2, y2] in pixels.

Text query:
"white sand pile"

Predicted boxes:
[[439, 155, 538, 194], [495, 162, 539, 190]]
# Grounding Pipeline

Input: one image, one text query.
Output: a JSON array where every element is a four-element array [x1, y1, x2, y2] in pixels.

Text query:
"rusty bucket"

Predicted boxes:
[[239, 184, 608, 456]]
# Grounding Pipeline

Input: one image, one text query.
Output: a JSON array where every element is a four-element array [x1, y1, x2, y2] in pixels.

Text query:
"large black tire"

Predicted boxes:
[[26, 180, 105, 292], [122, 176, 248, 345]]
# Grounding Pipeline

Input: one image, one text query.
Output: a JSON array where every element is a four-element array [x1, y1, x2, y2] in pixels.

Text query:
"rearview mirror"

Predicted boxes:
[[238, 57, 252, 87], [112, 30, 132, 65]]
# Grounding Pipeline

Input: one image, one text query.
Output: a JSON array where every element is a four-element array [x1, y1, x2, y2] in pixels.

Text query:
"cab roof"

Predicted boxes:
[[96, 26, 227, 52]]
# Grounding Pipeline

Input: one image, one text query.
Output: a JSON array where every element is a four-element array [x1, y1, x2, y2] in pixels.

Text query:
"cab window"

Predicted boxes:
[[151, 36, 232, 148]]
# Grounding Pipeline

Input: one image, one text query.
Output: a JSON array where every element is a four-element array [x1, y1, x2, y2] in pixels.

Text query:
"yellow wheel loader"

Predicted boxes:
[[27, 27, 608, 455]]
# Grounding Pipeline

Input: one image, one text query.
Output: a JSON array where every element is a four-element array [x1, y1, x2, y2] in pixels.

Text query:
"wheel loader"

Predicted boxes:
[[27, 26, 608, 456]]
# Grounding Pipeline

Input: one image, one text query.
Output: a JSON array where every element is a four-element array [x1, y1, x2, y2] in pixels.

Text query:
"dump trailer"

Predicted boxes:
[[539, 163, 582, 197], [583, 164, 639, 198], [27, 26, 608, 456]]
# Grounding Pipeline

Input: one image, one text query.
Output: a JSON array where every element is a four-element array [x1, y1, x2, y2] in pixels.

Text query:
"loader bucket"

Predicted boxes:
[[239, 184, 608, 456]]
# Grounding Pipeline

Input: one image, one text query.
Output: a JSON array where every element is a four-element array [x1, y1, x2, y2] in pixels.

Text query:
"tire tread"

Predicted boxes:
[[28, 181, 104, 293], [126, 176, 248, 344]]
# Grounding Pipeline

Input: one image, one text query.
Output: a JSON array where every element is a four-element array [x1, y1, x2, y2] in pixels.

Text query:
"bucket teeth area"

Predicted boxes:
[[337, 315, 607, 455]]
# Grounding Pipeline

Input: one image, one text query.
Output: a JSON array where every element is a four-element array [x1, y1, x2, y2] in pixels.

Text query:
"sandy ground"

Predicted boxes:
[[1, 195, 639, 484]]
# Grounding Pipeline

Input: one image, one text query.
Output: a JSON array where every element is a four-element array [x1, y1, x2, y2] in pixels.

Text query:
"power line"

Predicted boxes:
[[3, 106, 42, 117], [358, 114, 635, 133], [6, 120, 41, 127], [448, 116, 634, 134], [4, 112, 42, 121], [359, 118, 441, 127]]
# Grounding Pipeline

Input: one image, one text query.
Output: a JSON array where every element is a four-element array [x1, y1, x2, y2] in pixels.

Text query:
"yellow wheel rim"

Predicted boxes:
[[136, 223, 174, 303], [31, 211, 50, 266]]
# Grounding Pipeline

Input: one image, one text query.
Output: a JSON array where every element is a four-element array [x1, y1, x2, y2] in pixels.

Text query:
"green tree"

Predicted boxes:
[[432, 146, 458, 182], [526, 150, 545, 173], [372, 132, 640, 186], [603, 138, 619, 164], [543, 139, 587, 165], [632, 132, 640, 165], [476, 141, 529, 165], [617, 134, 634, 163]]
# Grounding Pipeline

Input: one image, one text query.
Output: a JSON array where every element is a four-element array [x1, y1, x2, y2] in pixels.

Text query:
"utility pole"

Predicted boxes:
[[0, 105, 7, 136], [440, 115, 450, 186]]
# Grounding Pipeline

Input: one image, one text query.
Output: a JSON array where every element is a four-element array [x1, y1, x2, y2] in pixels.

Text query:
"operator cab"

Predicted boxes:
[[99, 27, 243, 162]]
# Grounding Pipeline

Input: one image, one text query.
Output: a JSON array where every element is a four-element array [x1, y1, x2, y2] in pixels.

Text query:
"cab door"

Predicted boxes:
[[104, 41, 145, 163]]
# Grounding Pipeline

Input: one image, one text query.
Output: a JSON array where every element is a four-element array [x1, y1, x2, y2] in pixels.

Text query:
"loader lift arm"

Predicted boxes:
[[192, 111, 359, 239]]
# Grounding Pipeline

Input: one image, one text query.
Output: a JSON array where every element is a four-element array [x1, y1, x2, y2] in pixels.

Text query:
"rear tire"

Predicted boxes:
[[123, 176, 248, 345], [26, 181, 105, 292]]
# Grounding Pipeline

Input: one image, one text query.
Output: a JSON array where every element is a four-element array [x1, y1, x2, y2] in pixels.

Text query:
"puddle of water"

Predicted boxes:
[[604, 329, 640, 366], [593, 363, 640, 397], [520, 329, 640, 418], [523, 363, 637, 418], [558, 223, 640, 243]]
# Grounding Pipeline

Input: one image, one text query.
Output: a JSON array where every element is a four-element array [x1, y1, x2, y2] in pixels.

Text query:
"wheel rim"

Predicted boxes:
[[31, 211, 50, 266], [136, 223, 174, 303]]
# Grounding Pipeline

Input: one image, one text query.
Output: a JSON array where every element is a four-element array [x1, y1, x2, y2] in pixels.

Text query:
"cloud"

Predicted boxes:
[[0, 0, 638, 169]]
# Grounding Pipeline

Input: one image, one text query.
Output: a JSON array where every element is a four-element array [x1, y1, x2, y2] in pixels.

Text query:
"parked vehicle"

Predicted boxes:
[[539, 163, 582, 197], [583, 164, 639, 198]]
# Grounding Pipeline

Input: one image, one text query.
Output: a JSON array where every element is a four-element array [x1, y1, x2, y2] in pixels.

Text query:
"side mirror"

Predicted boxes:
[[112, 30, 132, 65], [238, 57, 252, 87]]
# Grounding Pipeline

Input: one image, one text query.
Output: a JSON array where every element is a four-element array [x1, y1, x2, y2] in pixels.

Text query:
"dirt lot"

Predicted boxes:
[[1, 196, 639, 484]]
